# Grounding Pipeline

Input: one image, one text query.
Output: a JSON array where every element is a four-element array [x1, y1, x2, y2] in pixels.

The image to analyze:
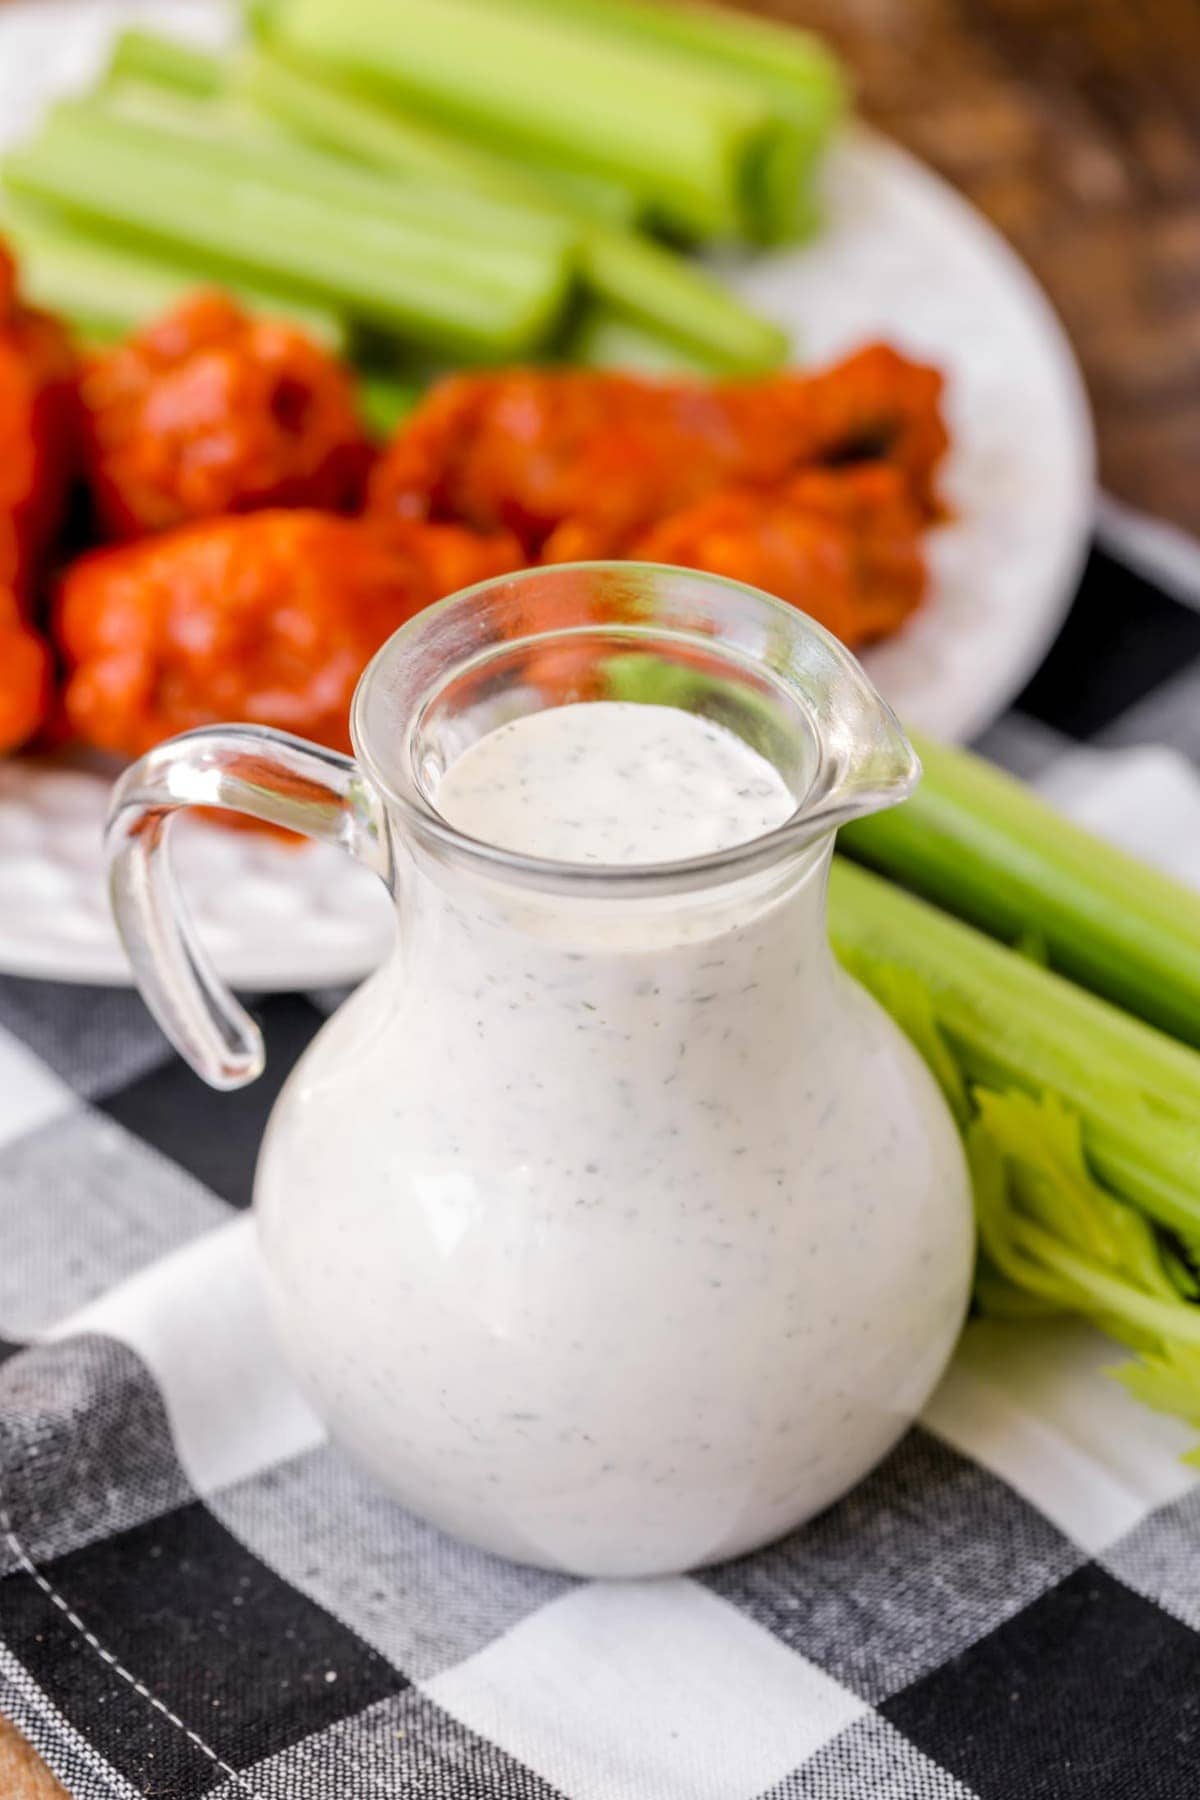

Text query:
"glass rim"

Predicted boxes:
[[349, 561, 912, 899]]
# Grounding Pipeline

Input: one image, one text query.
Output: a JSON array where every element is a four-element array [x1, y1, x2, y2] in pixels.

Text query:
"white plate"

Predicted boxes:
[[0, 0, 1094, 989]]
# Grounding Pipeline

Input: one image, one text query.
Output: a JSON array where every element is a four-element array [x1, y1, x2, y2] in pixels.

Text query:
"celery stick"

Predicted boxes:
[[964, 1099, 1200, 1351], [5, 108, 573, 356], [356, 371, 422, 438], [235, 46, 537, 196], [91, 77, 294, 154], [863, 939, 1200, 1441], [568, 306, 735, 376], [829, 859, 1200, 1237], [235, 47, 784, 367], [245, 0, 280, 38], [270, 0, 776, 238], [580, 228, 787, 371], [501, 156, 639, 227], [59, 97, 569, 260], [0, 200, 348, 348], [507, 0, 846, 133], [743, 128, 830, 245], [63, 314, 122, 348], [104, 27, 227, 98], [830, 857, 1200, 1123], [240, 46, 636, 225], [840, 733, 1200, 1048], [505, 0, 846, 239], [741, 127, 812, 245]]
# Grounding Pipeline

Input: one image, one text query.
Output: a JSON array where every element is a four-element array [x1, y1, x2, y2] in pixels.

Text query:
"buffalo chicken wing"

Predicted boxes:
[[0, 240, 77, 606], [81, 291, 372, 540], [0, 587, 52, 752], [56, 510, 522, 758], [633, 463, 928, 646], [367, 345, 948, 575]]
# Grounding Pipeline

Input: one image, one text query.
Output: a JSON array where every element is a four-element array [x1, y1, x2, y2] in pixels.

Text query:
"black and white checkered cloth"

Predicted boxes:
[[3, 517, 1200, 1800]]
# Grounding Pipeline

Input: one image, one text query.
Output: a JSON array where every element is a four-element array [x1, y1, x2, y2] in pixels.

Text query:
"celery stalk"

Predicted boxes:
[[269, 0, 778, 238], [61, 314, 123, 349], [579, 229, 787, 371], [829, 859, 1200, 1237], [741, 128, 817, 246], [503, 0, 846, 239], [850, 938, 1200, 1444], [234, 47, 786, 369], [964, 1099, 1200, 1350], [235, 47, 537, 197], [58, 97, 570, 259], [567, 306, 738, 376], [500, 156, 639, 228], [239, 47, 636, 225], [103, 27, 227, 98], [840, 733, 1200, 1048], [356, 371, 422, 438], [507, 0, 846, 132], [4, 107, 573, 357], [0, 200, 348, 349], [241, 44, 642, 225], [94, 78, 277, 145]]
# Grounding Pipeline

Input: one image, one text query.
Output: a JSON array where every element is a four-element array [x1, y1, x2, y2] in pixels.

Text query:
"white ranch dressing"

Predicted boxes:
[[256, 699, 972, 1575], [437, 701, 795, 864]]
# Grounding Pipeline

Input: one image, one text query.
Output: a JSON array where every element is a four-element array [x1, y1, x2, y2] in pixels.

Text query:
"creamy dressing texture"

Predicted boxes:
[[255, 698, 973, 1576], [437, 702, 795, 864]]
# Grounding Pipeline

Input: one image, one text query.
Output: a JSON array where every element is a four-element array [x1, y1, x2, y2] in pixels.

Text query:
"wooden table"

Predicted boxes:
[[5, 2, 1198, 1793]]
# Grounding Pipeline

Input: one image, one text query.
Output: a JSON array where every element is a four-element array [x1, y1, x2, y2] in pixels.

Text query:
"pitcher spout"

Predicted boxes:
[[352, 560, 920, 891], [787, 643, 920, 841]]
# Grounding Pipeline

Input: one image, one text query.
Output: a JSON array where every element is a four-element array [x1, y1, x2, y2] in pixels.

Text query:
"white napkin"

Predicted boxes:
[[1037, 742, 1200, 889]]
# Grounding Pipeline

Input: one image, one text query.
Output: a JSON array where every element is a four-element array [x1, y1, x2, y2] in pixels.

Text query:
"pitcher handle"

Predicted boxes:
[[105, 725, 392, 1091]]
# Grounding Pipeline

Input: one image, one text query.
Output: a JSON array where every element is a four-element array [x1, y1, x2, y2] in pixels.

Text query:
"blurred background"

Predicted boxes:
[[780, 0, 1200, 536]]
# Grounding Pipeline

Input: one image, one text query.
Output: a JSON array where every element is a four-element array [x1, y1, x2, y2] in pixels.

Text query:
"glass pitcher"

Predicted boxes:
[[107, 563, 972, 1578]]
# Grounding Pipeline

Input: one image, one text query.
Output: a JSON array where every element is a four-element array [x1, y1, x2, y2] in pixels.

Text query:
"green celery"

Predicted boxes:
[[1118, 1349, 1200, 1447], [972, 1092, 1185, 1310], [269, 0, 779, 239], [503, 0, 846, 239], [356, 370, 422, 438], [567, 306, 738, 376], [238, 46, 638, 226], [235, 47, 540, 196], [840, 733, 1200, 1047], [4, 106, 573, 357], [57, 96, 570, 259], [0, 200, 348, 348], [234, 46, 785, 369], [834, 952, 973, 1128], [846, 941, 1200, 1445], [103, 27, 227, 98], [59, 313, 121, 348], [965, 1098, 1200, 1357], [741, 127, 817, 246], [507, 0, 846, 131], [96, 77, 273, 142], [828, 858, 1200, 1239], [245, 0, 281, 39], [500, 156, 639, 227], [579, 229, 787, 371]]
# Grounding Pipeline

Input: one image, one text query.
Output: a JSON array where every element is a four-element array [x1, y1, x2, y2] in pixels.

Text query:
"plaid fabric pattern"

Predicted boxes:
[[3, 525, 1200, 1799]]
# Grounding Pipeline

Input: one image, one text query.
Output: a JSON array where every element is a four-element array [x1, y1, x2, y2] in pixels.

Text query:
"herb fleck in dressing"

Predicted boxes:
[[438, 702, 794, 864], [256, 700, 972, 1577]]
